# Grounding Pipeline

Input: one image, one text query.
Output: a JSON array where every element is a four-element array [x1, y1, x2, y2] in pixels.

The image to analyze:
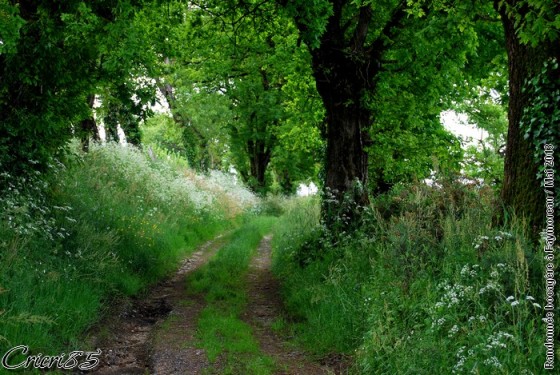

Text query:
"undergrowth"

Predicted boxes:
[[272, 181, 555, 374], [0, 142, 256, 369]]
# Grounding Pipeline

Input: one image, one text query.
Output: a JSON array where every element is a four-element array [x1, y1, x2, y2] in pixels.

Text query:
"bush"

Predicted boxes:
[[272, 182, 551, 374]]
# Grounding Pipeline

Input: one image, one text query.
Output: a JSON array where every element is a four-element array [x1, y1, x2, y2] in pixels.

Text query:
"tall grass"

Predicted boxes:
[[272, 182, 552, 374], [0, 142, 256, 364]]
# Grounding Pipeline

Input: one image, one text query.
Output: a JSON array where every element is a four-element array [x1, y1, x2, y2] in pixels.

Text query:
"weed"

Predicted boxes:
[[0, 142, 255, 366], [272, 182, 553, 374]]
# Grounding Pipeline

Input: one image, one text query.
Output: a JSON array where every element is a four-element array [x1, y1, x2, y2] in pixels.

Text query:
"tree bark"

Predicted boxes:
[[315, 68, 372, 220], [80, 94, 99, 152], [247, 136, 271, 194], [306, 2, 378, 227], [281, 0, 407, 229], [496, 0, 560, 233]]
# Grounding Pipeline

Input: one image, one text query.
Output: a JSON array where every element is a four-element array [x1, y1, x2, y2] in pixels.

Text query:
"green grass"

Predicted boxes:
[[188, 217, 277, 374], [0, 142, 256, 372], [272, 184, 551, 374]]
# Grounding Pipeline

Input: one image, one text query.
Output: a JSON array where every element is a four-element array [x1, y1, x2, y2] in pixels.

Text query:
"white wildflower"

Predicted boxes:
[[484, 356, 502, 369], [448, 325, 460, 337]]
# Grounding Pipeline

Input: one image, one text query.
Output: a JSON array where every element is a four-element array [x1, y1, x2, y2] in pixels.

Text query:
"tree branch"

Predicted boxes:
[[368, 0, 407, 58], [349, 6, 373, 52]]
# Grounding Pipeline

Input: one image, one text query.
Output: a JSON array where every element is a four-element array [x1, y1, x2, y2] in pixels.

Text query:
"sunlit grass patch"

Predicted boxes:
[[0, 142, 256, 361]]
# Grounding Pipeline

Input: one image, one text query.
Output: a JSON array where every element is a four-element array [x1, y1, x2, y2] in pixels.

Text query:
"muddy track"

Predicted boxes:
[[84, 232, 347, 375], [86, 235, 228, 375], [242, 235, 348, 375]]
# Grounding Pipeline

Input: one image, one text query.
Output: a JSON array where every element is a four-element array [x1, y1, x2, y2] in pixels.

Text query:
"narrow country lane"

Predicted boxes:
[[85, 230, 345, 375]]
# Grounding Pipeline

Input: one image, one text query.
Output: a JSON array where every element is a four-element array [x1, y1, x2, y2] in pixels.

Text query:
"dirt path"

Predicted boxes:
[[87, 233, 347, 375], [242, 235, 347, 375], [88, 235, 228, 375]]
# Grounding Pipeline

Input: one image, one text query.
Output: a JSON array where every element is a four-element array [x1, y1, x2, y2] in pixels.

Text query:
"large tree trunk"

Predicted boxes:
[[497, 1, 560, 233], [308, 8, 376, 228], [317, 77, 372, 224], [320, 95, 371, 203], [282, 0, 407, 230]]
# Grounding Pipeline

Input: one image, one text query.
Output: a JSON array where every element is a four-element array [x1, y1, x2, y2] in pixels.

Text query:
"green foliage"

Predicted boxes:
[[458, 99, 508, 188], [102, 82, 156, 145], [177, 92, 232, 170], [369, 118, 463, 191], [521, 57, 560, 193], [0, 1, 24, 55], [462, 143, 505, 188], [273, 184, 548, 373], [366, 0, 500, 189], [141, 114, 187, 155], [0, 143, 255, 358], [272, 58, 325, 193], [280, 0, 333, 49], [148, 0, 323, 192], [503, 0, 560, 46], [0, 0, 158, 179]]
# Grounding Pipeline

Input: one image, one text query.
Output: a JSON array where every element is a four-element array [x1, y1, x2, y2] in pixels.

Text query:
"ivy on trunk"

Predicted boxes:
[[495, 0, 560, 234]]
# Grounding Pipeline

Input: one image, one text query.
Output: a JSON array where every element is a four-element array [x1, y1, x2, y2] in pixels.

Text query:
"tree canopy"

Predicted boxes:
[[1, 0, 557, 231]]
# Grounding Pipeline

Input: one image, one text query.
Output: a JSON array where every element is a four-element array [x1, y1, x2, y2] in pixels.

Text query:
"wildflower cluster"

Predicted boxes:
[[452, 331, 517, 373], [87, 143, 257, 216], [428, 258, 542, 373], [0, 167, 74, 242], [472, 231, 514, 251]]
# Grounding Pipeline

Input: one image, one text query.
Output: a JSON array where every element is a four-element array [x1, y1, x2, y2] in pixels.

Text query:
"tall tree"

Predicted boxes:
[[281, 0, 400, 221], [164, 0, 321, 193], [1, 0, 101, 176], [495, 0, 560, 231], [279, 0, 481, 227], [0, 0, 155, 179]]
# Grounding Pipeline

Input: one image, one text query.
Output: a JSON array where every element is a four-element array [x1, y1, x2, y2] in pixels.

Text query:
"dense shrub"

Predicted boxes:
[[272, 182, 552, 374]]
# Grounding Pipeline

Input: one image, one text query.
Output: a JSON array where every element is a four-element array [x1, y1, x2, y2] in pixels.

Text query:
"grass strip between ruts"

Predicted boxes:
[[188, 216, 277, 375]]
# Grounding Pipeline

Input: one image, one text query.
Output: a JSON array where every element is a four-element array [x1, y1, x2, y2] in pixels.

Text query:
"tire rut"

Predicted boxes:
[[86, 234, 228, 375], [242, 235, 348, 375]]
